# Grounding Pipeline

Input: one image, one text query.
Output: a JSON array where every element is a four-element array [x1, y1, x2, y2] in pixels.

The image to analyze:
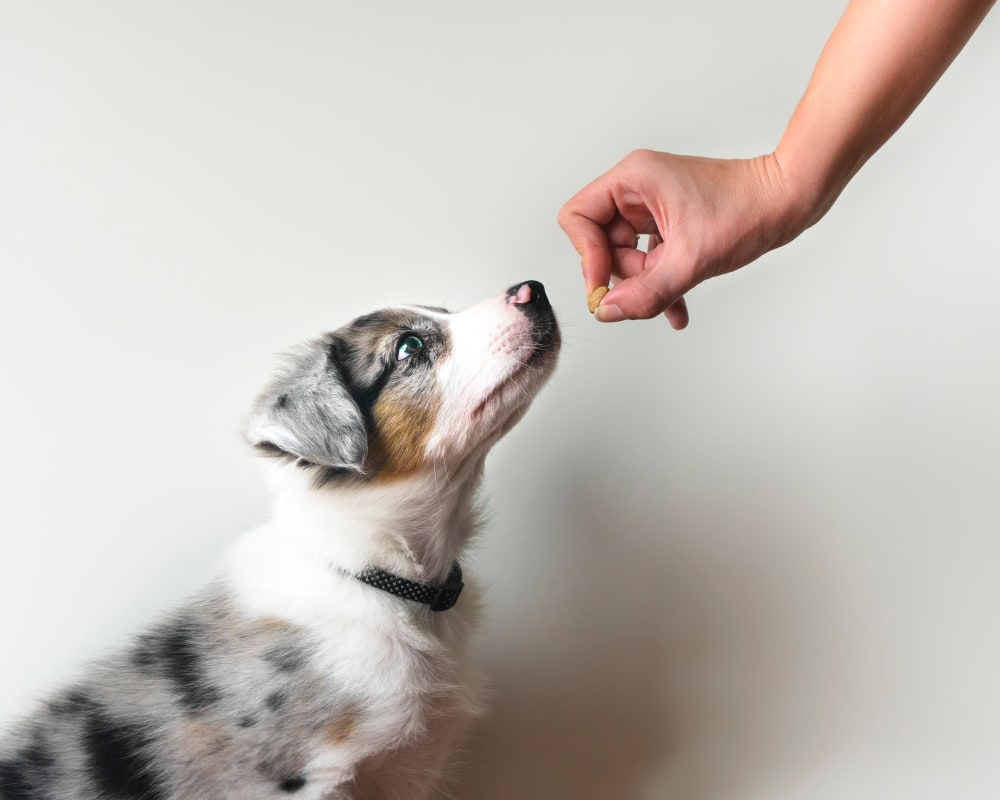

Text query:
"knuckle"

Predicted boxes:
[[626, 295, 663, 320], [556, 204, 574, 230], [633, 299, 663, 320], [631, 278, 672, 319], [625, 148, 655, 167]]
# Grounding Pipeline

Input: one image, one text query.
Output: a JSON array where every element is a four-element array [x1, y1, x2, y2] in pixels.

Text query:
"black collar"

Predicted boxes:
[[354, 562, 464, 612]]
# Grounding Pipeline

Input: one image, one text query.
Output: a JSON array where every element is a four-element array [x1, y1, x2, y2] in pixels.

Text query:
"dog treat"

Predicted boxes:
[[587, 286, 609, 314]]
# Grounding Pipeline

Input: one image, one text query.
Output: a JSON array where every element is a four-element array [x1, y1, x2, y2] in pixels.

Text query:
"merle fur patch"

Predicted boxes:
[[0, 731, 54, 799], [133, 615, 221, 713], [82, 710, 164, 800]]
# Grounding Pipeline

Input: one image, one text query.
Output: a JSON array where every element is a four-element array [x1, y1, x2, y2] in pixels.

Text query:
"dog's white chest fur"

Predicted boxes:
[[217, 480, 486, 798]]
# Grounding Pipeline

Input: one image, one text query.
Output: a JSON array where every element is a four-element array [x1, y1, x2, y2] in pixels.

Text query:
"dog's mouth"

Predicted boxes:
[[471, 324, 560, 421]]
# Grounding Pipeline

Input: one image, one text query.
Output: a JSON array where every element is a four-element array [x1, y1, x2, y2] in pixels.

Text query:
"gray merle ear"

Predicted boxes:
[[247, 341, 367, 472]]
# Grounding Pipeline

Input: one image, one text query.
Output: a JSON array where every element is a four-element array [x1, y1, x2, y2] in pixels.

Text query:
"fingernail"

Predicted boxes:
[[595, 304, 625, 323]]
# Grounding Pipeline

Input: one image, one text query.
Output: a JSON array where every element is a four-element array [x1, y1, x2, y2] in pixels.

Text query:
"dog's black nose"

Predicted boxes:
[[506, 280, 551, 313]]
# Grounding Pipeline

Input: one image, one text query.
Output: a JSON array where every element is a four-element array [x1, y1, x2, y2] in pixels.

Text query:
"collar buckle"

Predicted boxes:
[[430, 564, 464, 611]]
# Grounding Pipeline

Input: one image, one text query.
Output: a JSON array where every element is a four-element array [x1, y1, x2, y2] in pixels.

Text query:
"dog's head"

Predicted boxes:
[[247, 281, 560, 484]]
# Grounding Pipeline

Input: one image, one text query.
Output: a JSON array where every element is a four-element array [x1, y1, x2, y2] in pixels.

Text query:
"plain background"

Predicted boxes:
[[2, 1, 998, 797]]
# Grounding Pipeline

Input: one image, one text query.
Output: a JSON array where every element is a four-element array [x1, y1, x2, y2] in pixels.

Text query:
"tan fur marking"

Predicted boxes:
[[325, 710, 359, 745], [370, 386, 440, 478], [253, 616, 296, 633], [175, 720, 230, 759]]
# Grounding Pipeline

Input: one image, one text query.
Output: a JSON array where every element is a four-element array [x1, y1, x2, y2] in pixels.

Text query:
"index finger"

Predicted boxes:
[[557, 181, 619, 292]]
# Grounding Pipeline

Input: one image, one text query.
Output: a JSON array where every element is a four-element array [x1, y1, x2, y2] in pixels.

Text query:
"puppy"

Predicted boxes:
[[0, 280, 560, 800]]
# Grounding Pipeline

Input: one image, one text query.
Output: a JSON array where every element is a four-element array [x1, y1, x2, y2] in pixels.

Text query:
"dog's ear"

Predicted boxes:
[[247, 341, 367, 472]]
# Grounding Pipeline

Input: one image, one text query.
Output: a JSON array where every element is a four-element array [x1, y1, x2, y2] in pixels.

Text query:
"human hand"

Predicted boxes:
[[558, 149, 808, 328]]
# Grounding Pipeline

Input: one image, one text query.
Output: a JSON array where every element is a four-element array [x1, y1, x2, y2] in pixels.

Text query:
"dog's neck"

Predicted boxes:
[[267, 457, 485, 584]]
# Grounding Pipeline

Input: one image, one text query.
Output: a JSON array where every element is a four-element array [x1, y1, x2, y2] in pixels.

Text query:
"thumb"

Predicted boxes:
[[597, 248, 693, 321]]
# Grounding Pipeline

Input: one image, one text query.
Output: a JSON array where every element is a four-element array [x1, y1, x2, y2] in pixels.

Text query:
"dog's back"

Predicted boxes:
[[2, 585, 351, 800]]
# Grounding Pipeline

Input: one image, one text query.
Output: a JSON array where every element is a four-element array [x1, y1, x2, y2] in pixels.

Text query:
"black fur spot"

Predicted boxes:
[[132, 616, 221, 713], [278, 775, 307, 793], [158, 618, 213, 710], [237, 716, 257, 729], [276, 394, 289, 408], [131, 641, 157, 670], [82, 710, 163, 800], [263, 644, 307, 673], [0, 730, 56, 799], [265, 691, 286, 712], [328, 337, 392, 422], [47, 688, 96, 717], [0, 759, 34, 800], [346, 366, 393, 420]]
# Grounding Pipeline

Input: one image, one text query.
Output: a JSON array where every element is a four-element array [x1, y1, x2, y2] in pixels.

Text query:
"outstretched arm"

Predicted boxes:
[[558, 0, 995, 327], [777, 0, 996, 228]]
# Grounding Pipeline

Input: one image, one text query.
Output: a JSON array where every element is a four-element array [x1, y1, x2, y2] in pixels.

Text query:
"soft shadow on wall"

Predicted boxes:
[[454, 450, 838, 800]]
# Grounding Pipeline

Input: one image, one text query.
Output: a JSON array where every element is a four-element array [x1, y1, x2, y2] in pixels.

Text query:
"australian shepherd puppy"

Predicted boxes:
[[0, 281, 560, 800]]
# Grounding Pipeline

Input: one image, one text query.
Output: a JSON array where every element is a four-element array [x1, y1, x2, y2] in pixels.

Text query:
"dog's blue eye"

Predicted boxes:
[[397, 334, 424, 360]]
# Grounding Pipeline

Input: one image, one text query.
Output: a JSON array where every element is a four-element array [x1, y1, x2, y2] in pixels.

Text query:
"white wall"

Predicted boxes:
[[2, 2, 998, 797]]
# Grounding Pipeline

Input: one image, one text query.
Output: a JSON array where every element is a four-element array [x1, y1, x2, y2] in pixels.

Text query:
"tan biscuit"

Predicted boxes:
[[587, 286, 609, 314]]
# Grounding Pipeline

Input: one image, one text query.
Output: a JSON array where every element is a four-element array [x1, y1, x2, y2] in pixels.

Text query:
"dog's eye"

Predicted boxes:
[[396, 334, 424, 361]]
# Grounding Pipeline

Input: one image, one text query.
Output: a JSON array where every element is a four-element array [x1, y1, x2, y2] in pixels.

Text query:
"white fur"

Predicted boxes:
[[219, 468, 485, 798]]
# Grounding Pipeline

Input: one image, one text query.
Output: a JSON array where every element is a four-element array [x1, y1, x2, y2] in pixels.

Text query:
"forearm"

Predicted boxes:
[[775, 0, 994, 228]]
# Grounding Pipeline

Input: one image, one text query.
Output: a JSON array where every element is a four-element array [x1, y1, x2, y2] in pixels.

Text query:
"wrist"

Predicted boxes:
[[766, 145, 846, 240]]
